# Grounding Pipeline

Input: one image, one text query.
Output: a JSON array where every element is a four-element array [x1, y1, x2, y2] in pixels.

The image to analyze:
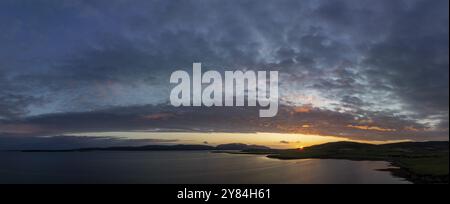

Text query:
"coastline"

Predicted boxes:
[[214, 141, 449, 184]]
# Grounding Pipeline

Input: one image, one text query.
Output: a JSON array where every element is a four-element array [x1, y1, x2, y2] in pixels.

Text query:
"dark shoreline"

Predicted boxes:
[[264, 154, 448, 184], [385, 161, 449, 184]]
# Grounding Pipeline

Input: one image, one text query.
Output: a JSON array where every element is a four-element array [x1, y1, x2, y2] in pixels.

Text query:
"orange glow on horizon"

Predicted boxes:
[[293, 105, 313, 113], [67, 131, 411, 149]]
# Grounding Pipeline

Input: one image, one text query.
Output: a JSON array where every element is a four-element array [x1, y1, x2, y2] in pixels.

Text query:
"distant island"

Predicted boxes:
[[20, 141, 448, 184], [20, 143, 271, 152]]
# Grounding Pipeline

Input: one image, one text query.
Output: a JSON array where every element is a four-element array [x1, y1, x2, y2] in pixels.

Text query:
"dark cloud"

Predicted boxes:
[[0, 70, 43, 119], [0, 0, 448, 145], [0, 93, 36, 118], [1, 104, 447, 141], [363, 0, 449, 117], [358, 0, 449, 134]]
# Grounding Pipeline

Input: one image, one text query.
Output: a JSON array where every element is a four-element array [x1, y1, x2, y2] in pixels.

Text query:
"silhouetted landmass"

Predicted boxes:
[[21, 143, 270, 152], [239, 141, 449, 184]]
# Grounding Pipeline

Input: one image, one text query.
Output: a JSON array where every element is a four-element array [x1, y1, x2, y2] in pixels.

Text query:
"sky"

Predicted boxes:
[[0, 0, 448, 149]]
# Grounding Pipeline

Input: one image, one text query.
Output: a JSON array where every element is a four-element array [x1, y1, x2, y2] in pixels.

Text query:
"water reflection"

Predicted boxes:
[[0, 151, 411, 184]]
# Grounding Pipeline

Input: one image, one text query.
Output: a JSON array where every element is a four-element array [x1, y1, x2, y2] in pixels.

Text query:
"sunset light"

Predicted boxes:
[[0, 0, 447, 188]]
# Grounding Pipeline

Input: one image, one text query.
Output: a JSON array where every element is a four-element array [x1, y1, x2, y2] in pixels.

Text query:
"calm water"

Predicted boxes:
[[0, 151, 411, 184]]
